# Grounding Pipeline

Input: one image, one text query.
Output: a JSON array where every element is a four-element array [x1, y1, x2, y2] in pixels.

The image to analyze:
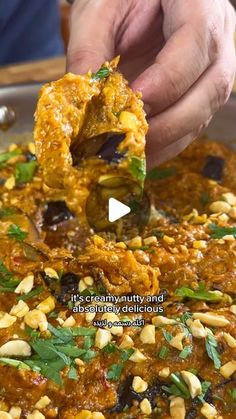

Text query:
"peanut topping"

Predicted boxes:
[[170, 397, 186, 419], [14, 274, 34, 294], [181, 371, 202, 398], [220, 361, 236, 379], [169, 332, 185, 351], [139, 325, 155, 344], [132, 376, 148, 393], [193, 312, 229, 327], [200, 403, 217, 419]]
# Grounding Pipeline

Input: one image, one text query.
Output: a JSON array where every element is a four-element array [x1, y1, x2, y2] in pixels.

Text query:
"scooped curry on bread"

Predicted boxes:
[[0, 60, 235, 419]]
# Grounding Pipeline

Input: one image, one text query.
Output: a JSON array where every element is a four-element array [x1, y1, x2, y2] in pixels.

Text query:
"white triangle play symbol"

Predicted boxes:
[[108, 198, 131, 222]]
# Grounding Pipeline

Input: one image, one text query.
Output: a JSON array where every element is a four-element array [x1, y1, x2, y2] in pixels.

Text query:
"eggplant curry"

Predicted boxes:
[[0, 61, 235, 419]]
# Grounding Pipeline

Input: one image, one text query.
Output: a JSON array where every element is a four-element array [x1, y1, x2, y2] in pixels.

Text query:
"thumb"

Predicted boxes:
[[66, 0, 115, 74]]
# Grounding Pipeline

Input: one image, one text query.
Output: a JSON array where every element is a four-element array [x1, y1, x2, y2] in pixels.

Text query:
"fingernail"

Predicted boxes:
[[144, 103, 152, 117]]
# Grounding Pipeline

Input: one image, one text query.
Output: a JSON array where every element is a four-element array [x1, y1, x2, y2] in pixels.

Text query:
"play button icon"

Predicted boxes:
[[108, 198, 131, 222]]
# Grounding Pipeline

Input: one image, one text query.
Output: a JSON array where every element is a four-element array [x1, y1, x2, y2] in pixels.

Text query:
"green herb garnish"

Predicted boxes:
[[229, 388, 236, 402], [201, 192, 211, 206], [129, 156, 146, 183], [7, 224, 28, 242], [175, 283, 222, 302], [17, 286, 44, 301], [151, 229, 164, 239], [162, 330, 173, 343], [146, 166, 177, 181], [0, 207, 16, 218], [158, 345, 169, 359], [68, 365, 78, 380], [120, 348, 134, 362], [162, 372, 190, 399], [179, 345, 193, 359], [106, 363, 123, 381], [15, 160, 37, 184], [209, 223, 236, 239], [0, 148, 21, 167], [91, 67, 110, 81], [102, 343, 117, 354], [0, 357, 30, 370], [205, 331, 221, 369]]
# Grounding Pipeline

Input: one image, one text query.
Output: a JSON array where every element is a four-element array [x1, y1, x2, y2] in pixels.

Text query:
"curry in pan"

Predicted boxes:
[[0, 61, 235, 419]]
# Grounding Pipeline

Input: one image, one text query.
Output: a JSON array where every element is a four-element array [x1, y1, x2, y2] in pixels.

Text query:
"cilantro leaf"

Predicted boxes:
[[205, 332, 221, 369], [162, 330, 173, 343], [175, 283, 222, 302], [7, 224, 28, 242], [102, 343, 117, 353], [0, 357, 30, 370], [107, 363, 123, 381], [158, 345, 169, 359], [68, 365, 78, 380], [179, 345, 193, 359], [15, 161, 37, 184], [146, 166, 177, 181], [209, 223, 236, 239], [120, 348, 134, 361], [129, 156, 146, 183], [0, 149, 21, 166], [17, 286, 44, 301], [91, 67, 110, 81]]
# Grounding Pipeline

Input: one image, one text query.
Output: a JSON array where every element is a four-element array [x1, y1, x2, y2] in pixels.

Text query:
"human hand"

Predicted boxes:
[[67, 0, 236, 168]]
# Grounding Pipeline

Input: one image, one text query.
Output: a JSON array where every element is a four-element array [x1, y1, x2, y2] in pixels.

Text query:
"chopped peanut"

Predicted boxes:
[[129, 349, 147, 363], [158, 367, 170, 378], [9, 407, 22, 419], [132, 376, 148, 393], [62, 315, 76, 328], [200, 403, 217, 419], [0, 312, 16, 329], [140, 398, 152, 415], [193, 312, 229, 327], [169, 332, 185, 351], [44, 268, 59, 279], [0, 340, 31, 357], [181, 371, 202, 398], [220, 361, 236, 378], [152, 316, 176, 326], [95, 329, 112, 349], [10, 300, 29, 318], [14, 274, 34, 294], [36, 296, 55, 314], [119, 335, 134, 349], [170, 397, 185, 419], [101, 313, 123, 336], [223, 332, 236, 348], [35, 396, 51, 410], [139, 325, 155, 344], [24, 309, 47, 329]]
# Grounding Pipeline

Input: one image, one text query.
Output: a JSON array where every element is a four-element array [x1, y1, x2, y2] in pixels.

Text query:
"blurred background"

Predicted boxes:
[[0, 0, 235, 87]]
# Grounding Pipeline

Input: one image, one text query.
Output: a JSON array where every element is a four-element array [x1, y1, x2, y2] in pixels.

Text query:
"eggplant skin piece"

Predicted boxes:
[[109, 376, 164, 413], [43, 201, 74, 226], [202, 155, 225, 181]]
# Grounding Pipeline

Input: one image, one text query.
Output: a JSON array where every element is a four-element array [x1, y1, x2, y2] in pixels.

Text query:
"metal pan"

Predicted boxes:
[[0, 83, 235, 149]]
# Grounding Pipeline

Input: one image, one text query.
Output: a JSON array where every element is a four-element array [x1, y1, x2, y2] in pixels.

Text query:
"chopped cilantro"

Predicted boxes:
[[162, 330, 173, 343], [146, 166, 177, 181], [209, 223, 236, 239], [91, 67, 110, 81], [198, 381, 212, 403], [17, 286, 44, 301], [158, 345, 169, 359], [129, 156, 146, 183], [15, 160, 37, 184], [175, 283, 222, 302], [205, 331, 221, 369], [68, 365, 78, 380], [201, 192, 211, 206], [0, 148, 21, 167], [7, 224, 28, 242], [0, 357, 30, 370], [229, 388, 236, 401], [151, 229, 164, 239], [179, 345, 193, 359], [107, 363, 123, 381]]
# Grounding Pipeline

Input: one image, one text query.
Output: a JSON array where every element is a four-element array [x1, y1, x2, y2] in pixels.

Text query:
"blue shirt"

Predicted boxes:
[[0, 0, 64, 65]]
